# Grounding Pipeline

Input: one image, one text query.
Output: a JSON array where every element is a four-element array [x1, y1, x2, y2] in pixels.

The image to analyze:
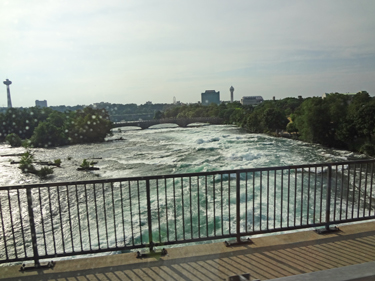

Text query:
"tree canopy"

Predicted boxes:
[[0, 107, 112, 148]]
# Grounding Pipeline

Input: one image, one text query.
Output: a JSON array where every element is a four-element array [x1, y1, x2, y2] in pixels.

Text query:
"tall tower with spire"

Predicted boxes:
[[3, 79, 12, 108], [230, 86, 234, 103]]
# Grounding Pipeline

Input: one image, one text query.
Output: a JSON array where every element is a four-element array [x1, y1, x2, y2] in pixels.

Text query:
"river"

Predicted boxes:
[[0, 124, 362, 187]]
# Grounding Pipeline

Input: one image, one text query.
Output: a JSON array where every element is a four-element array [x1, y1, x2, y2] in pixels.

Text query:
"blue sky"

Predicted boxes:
[[1, 0, 375, 107]]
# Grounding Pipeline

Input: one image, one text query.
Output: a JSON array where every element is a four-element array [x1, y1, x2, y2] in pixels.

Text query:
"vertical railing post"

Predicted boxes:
[[146, 179, 153, 252], [26, 187, 39, 266], [224, 171, 252, 246], [317, 164, 339, 234], [325, 165, 332, 230], [236, 172, 241, 243]]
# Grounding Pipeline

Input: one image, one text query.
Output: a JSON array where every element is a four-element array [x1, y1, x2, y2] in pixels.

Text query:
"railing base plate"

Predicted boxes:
[[20, 261, 55, 271], [315, 226, 340, 234], [225, 238, 253, 247], [228, 273, 251, 281], [136, 248, 167, 259]]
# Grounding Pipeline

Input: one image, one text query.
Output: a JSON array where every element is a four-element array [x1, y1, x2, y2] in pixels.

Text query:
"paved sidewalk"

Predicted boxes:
[[0, 221, 374, 281], [267, 261, 375, 281]]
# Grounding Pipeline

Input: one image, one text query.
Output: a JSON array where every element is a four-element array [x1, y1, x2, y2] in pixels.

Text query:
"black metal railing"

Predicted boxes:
[[0, 160, 374, 265]]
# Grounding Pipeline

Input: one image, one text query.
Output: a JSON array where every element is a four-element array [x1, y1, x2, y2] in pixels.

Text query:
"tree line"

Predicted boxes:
[[50, 102, 171, 122], [2, 91, 374, 156], [0, 106, 112, 148], [158, 91, 375, 156]]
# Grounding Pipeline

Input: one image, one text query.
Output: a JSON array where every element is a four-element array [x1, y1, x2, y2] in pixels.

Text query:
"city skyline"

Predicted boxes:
[[1, 0, 375, 107]]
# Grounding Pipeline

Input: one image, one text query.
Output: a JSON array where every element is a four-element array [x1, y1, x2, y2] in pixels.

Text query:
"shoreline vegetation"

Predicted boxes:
[[0, 106, 112, 148], [159, 91, 375, 158], [0, 107, 111, 178], [1, 91, 374, 178]]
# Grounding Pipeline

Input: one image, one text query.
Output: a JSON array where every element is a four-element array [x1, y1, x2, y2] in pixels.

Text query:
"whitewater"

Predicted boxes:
[[0, 124, 361, 187]]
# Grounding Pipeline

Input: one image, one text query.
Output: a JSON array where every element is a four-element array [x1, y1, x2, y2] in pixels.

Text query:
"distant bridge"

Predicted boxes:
[[112, 117, 224, 129]]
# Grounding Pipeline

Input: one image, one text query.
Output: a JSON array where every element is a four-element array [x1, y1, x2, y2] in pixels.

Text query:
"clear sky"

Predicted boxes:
[[1, 0, 375, 107]]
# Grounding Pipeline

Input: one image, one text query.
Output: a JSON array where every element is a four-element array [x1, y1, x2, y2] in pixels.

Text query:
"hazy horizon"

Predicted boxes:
[[2, 0, 375, 107]]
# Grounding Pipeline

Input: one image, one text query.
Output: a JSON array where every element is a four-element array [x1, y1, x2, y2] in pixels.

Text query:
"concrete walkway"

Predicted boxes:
[[0, 221, 374, 281]]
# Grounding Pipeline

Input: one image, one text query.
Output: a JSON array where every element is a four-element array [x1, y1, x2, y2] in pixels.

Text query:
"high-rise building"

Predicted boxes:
[[201, 90, 220, 106], [35, 100, 48, 107]]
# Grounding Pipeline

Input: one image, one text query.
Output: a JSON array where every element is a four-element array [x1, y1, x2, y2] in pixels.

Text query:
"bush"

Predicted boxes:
[[79, 159, 96, 170], [22, 139, 32, 148], [80, 159, 90, 169], [6, 133, 22, 147], [359, 143, 375, 156], [18, 150, 54, 178], [286, 122, 298, 133], [19, 151, 35, 173], [37, 167, 54, 179], [54, 159, 62, 167]]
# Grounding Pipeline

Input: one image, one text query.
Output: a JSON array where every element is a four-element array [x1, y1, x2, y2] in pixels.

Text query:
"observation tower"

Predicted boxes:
[[3, 79, 12, 108], [230, 86, 234, 102]]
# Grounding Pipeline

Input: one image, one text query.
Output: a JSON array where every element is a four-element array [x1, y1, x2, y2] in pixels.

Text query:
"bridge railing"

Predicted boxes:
[[112, 117, 224, 129], [0, 160, 374, 265]]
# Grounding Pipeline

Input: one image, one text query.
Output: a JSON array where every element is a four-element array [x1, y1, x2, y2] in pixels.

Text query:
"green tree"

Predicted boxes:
[[47, 111, 66, 127], [245, 111, 262, 133], [354, 103, 375, 142], [0, 107, 53, 141], [154, 110, 164, 119], [30, 121, 66, 147], [286, 122, 298, 133], [294, 98, 332, 144], [347, 91, 371, 116], [6, 133, 22, 147], [68, 107, 112, 144], [261, 108, 289, 132]]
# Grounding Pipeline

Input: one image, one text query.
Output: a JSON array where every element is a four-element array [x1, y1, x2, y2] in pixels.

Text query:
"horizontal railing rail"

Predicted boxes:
[[0, 159, 374, 265]]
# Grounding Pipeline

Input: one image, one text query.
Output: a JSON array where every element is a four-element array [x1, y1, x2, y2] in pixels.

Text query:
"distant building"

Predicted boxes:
[[35, 100, 47, 107], [3, 79, 12, 108], [230, 86, 234, 103], [201, 90, 220, 106], [240, 96, 263, 106]]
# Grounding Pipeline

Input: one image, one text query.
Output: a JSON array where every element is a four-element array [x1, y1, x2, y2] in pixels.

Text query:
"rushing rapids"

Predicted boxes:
[[0, 124, 364, 187]]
